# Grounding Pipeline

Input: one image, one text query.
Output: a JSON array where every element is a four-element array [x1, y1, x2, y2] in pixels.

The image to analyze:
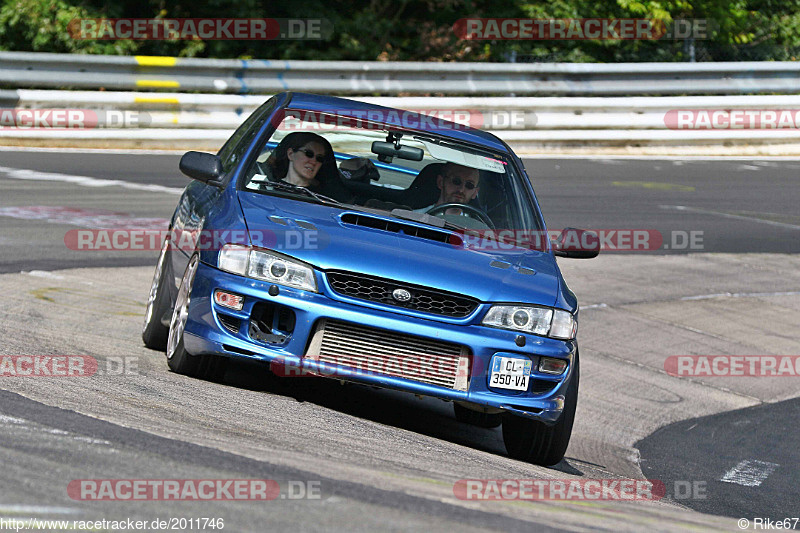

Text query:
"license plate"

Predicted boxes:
[[490, 357, 532, 391]]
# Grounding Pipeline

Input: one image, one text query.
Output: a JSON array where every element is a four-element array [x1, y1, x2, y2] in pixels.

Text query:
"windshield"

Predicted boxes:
[[240, 108, 544, 242]]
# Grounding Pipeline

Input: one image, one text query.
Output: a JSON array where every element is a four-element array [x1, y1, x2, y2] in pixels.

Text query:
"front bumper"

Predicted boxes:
[[183, 261, 577, 424]]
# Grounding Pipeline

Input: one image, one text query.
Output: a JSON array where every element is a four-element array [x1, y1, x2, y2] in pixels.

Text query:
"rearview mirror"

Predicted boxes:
[[371, 141, 424, 162], [179, 151, 223, 186], [552, 228, 600, 259]]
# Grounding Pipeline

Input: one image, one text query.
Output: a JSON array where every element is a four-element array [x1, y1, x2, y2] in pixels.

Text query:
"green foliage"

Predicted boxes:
[[0, 0, 138, 53], [1, 0, 798, 61]]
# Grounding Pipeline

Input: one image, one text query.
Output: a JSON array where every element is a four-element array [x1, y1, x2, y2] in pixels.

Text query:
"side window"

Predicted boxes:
[[218, 97, 277, 176]]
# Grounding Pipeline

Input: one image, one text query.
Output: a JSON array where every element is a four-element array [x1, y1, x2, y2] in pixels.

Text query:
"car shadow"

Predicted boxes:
[[223, 358, 580, 473]]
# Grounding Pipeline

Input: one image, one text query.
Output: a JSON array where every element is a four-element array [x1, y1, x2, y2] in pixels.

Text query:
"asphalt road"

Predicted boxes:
[[0, 388, 554, 533], [1, 150, 799, 276], [1, 149, 798, 531], [638, 397, 800, 520]]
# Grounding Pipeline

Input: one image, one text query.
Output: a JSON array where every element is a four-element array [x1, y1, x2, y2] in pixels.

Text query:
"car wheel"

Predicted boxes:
[[454, 403, 502, 428], [142, 236, 172, 350], [502, 354, 579, 466], [166, 254, 201, 376]]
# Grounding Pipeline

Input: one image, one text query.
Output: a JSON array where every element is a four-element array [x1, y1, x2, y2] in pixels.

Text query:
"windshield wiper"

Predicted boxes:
[[260, 180, 343, 207]]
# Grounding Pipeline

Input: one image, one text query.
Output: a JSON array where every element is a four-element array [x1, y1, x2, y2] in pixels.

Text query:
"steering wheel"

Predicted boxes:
[[426, 203, 495, 229]]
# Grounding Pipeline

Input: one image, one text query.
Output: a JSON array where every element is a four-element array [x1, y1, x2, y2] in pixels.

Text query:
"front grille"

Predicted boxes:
[[326, 271, 479, 318], [306, 319, 470, 391]]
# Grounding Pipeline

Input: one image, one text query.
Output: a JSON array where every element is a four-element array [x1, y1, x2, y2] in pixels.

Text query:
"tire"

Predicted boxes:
[[454, 403, 502, 428], [165, 254, 230, 383], [166, 255, 201, 376], [142, 237, 172, 350], [502, 355, 579, 466]]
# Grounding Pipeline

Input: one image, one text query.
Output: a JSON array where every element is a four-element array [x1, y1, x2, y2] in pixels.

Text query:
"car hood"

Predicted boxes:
[[238, 192, 563, 307]]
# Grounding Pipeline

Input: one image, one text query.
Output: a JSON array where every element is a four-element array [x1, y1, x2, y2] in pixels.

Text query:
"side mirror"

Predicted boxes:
[[552, 228, 600, 259], [179, 151, 223, 186]]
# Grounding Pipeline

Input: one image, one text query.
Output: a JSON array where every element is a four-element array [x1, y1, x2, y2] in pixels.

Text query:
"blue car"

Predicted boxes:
[[142, 92, 598, 466]]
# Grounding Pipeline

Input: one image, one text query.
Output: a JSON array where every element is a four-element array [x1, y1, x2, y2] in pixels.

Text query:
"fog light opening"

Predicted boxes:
[[249, 302, 295, 345], [539, 357, 567, 375]]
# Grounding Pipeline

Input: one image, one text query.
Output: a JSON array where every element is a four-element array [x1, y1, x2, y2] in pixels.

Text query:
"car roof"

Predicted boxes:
[[282, 92, 510, 153]]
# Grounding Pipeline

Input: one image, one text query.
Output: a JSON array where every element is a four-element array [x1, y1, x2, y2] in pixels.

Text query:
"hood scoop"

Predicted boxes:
[[340, 212, 461, 246]]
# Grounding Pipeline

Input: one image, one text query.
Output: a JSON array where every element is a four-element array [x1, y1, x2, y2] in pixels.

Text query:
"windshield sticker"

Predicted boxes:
[[422, 141, 507, 173]]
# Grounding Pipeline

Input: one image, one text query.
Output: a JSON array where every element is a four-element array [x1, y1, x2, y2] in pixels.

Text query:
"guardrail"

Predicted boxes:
[[2, 89, 800, 154], [3, 51, 800, 95], [6, 89, 800, 129]]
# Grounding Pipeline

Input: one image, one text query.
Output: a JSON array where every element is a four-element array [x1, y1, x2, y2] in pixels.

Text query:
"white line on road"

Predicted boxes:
[[521, 154, 800, 161], [681, 291, 800, 301], [720, 459, 779, 487], [0, 412, 112, 446], [659, 205, 800, 230], [0, 504, 82, 515], [0, 146, 187, 155], [0, 413, 28, 425], [0, 165, 184, 195]]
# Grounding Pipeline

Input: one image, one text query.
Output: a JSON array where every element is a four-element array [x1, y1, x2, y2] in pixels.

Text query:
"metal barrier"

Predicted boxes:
[[3, 51, 800, 95], [2, 89, 800, 153]]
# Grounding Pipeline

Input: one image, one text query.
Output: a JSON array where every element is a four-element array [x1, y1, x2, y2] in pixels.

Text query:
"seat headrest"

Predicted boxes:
[[403, 163, 445, 209]]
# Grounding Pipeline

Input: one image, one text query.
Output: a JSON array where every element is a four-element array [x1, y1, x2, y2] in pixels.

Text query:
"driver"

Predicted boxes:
[[416, 163, 479, 215]]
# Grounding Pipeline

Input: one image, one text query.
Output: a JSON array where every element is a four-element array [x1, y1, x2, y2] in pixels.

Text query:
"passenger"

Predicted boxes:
[[266, 132, 353, 203]]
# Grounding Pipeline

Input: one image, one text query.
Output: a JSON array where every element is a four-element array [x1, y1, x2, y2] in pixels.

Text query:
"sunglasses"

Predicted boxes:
[[294, 148, 326, 163], [446, 176, 478, 190]]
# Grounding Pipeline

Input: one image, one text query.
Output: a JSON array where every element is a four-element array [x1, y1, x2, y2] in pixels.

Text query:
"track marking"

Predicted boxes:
[[612, 181, 695, 191], [0, 166, 183, 195], [521, 155, 800, 161], [26, 271, 65, 280], [0, 206, 170, 230], [0, 412, 112, 446], [0, 414, 27, 425], [681, 291, 800, 301], [659, 205, 800, 230], [581, 303, 608, 310], [720, 460, 779, 487], [0, 146, 187, 154], [0, 504, 81, 515]]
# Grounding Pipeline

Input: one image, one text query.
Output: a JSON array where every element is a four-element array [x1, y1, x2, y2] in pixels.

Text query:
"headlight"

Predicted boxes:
[[219, 244, 250, 275], [218, 244, 317, 292], [549, 309, 577, 339], [248, 249, 317, 291], [482, 305, 576, 339]]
